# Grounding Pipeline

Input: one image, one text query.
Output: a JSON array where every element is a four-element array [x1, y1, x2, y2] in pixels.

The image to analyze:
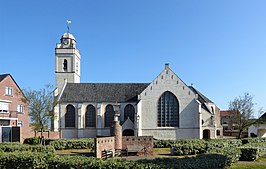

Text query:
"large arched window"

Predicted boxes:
[[105, 104, 114, 127], [124, 104, 135, 123], [65, 104, 75, 128], [63, 59, 67, 72], [85, 104, 96, 127], [157, 91, 179, 127]]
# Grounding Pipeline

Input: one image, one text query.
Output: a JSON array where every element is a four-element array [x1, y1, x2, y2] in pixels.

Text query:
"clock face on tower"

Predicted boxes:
[[63, 39, 69, 45]]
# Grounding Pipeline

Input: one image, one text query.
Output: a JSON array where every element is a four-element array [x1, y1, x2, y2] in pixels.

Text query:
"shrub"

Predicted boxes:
[[0, 152, 51, 169], [24, 137, 55, 145], [50, 138, 94, 150], [239, 147, 260, 161], [0, 144, 55, 153]]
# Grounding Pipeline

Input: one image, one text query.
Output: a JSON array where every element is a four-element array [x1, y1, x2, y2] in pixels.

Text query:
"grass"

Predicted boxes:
[[229, 156, 266, 169]]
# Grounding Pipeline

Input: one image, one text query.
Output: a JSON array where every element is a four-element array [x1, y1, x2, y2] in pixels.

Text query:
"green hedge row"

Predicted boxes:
[[154, 138, 242, 148], [0, 143, 55, 153], [24, 137, 94, 150], [0, 152, 228, 169], [50, 138, 94, 150], [24, 137, 55, 145]]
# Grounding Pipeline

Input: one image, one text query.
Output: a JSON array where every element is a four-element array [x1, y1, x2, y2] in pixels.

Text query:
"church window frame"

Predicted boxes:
[[65, 104, 75, 128], [124, 104, 135, 123], [85, 104, 96, 128], [157, 91, 179, 127], [104, 104, 115, 128]]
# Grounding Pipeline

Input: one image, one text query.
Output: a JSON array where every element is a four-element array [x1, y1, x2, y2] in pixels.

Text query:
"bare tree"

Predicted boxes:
[[228, 92, 255, 138], [22, 85, 54, 142]]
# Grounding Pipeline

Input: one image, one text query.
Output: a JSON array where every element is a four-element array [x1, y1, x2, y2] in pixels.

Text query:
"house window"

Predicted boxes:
[[124, 104, 135, 123], [5, 87, 12, 96], [18, 120, 23, 127], [85, 104, 96, 127], [104, 104, 114, 127], [65, 104, 75, 127], [157, 91, 179, 127], [17, 105, 24, 113], [63, 59, 68, 72], [0, 102, 9, 113]]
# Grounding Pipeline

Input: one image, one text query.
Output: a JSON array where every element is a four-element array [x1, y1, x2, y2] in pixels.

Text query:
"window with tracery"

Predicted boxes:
[[65, 104, 75, 127], [105, 104, 114, 127], [85, 104, 96, 127], [157, 91, 179, 127], [124, 104, 135, 123]]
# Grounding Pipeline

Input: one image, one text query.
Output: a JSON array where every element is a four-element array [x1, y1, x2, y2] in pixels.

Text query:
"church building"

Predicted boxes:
[[53, 32, 223, 140]]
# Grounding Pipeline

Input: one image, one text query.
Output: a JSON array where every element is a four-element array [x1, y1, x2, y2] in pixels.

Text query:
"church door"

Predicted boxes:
[[203, 129, 210, 139]]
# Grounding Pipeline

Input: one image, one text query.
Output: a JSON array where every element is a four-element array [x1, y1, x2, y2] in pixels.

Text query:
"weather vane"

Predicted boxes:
[[67, 20, 72, 33]]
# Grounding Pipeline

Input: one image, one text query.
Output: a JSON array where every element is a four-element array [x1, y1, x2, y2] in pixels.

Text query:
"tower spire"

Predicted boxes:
[[66, 20, 72, 33]]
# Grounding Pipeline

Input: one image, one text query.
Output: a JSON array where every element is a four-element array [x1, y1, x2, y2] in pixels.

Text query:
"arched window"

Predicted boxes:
[[63, 59, 67, 71], [85, 105, 96, 127], [157, 91, 179, 127], [65, 104, 75, 128], [124, 104, 135, 123], [105, 104, 114, 127]]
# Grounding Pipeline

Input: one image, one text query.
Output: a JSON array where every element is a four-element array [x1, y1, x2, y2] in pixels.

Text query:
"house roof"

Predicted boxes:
[[0, 74, 9, 82], [254, 112, 266, 124], [220, 110, 239, 117], [59, 83, 149, 103]]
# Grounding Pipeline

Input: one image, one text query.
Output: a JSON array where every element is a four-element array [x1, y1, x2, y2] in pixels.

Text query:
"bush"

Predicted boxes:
[[0, 151, 228, 169], [24, 137, 55, 145], [0, 152, 51, 169], [0, 143, 55, 153], [240, 147, 260, 161], [50, 138, 94, 150], [206, 147, 241, 166]]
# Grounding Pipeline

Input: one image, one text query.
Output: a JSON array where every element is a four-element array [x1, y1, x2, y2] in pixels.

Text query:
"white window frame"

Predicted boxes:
[[5, 87, 13, 96], [0, 102, 9, 113], [17, 104, 24, 113]]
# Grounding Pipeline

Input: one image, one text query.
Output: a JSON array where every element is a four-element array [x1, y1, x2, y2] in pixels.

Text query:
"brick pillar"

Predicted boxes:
[[110, 115, 122, 150]]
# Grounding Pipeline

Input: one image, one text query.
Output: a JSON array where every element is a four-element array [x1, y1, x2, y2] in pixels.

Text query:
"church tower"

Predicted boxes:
[[55, 32, 80, 94]]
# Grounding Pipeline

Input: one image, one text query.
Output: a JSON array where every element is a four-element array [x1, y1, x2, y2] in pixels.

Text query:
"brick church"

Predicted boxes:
[[52, 32, 223, 140]]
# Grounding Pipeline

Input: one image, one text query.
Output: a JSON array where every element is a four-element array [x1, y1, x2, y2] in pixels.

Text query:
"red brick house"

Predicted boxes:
[[0, 74, 33, 142]]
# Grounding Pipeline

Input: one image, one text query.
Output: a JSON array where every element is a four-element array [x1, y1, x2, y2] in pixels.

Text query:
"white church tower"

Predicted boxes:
[[53, 31, 80, 133], [55, 32, 80, 95]]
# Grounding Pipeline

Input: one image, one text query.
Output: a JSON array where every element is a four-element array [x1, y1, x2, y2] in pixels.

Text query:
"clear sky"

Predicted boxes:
[[1, 0, 266, 117]]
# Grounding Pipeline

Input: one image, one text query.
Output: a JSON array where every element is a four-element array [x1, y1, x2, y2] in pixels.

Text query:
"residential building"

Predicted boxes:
[[0, 74, 33, 142]]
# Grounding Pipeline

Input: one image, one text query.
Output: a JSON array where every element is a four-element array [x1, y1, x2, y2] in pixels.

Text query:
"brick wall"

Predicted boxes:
[[94, 137, 115, 158], [0, 75, 34, 142]]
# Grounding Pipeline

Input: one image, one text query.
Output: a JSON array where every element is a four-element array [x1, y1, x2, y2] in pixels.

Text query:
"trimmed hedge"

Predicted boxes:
[[0, 152, 228, 169], [50, 138, 94, 150], [0, 143, 55, 153], [24, 137, 55, 145]]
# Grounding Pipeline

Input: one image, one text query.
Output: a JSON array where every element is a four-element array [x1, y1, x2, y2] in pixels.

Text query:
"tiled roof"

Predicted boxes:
[[189, 86, 213, 103], [220, 110, 238, 117], [60, 83, 149, 103], [0, 74, 9, 82]]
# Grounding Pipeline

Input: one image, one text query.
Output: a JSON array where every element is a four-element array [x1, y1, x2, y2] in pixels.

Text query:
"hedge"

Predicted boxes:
[[0, 143, 55, 153], [24, 137, 55, 145], [0, 152, 228, 169], [50, 138, 94, 150]]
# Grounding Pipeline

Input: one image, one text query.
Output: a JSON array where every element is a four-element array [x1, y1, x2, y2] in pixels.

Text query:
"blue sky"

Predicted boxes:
[[1, 0, 266, 117]]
